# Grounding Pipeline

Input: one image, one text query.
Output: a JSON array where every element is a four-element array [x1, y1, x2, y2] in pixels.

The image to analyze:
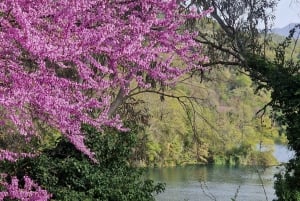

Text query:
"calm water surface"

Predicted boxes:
[[146, 145, 294, 201]]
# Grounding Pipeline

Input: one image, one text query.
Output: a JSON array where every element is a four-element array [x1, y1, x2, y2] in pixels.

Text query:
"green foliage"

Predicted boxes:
[[135, 66, 280, 167], [0, 124, 165, 201], [250, 151, 277, 167], [235, 73, 252, 87], [274, 158, 300, 201]]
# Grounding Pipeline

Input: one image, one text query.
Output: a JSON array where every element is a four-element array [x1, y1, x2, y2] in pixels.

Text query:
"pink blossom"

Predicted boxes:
[[0, 0, 211, 161], [0, 150, 37, 162], [0, 175, 51, 201]]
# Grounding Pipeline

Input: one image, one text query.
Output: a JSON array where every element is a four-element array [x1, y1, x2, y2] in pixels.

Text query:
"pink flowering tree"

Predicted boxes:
[[0, 0, 211, 199]]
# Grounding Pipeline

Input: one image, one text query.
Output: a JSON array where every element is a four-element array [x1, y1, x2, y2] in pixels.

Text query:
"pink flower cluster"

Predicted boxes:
[[0, 0, 211, 160], [0, 175, 51, 201], [0, 150, 37, 162]]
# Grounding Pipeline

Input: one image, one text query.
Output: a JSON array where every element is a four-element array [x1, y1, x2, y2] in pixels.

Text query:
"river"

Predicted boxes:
[[146, 144, 294, 201]]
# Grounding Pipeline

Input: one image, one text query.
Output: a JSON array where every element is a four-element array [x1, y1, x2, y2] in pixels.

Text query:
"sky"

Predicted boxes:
[[274, 0, 300, 28]]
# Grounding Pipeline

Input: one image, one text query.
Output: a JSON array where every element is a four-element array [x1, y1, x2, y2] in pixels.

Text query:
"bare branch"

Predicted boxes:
[[129, 89, 206, 102]]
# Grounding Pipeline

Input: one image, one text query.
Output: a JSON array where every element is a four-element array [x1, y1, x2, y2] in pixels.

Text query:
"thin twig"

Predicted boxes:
[[129, 89, 206, 102], [231, 185, 241, 201], [254, 166, 269, 201], [290, 25, 300, 60], [199, 179, 217, 201]]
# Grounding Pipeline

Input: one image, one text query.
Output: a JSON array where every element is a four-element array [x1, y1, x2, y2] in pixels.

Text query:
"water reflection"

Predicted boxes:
[[147, 165, 275, 184], [147, 145, 294, 201], [147, 165, 278, 201]]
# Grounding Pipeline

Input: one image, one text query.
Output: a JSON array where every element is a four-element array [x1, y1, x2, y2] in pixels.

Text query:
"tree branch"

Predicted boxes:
[[108, 87, 128, 117], [128, 89, 206, 102]]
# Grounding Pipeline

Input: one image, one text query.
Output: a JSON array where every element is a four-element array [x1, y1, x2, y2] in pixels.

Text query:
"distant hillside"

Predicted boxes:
[[272, 23, 300, 38]]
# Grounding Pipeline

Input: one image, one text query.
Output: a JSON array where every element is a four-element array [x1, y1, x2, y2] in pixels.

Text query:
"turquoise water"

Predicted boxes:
[[147, 145, 294, 201]]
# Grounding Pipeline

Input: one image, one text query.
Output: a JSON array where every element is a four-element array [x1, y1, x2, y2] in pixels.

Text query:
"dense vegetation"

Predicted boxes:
[[134, 67, 281, 167], [0, 124, 165, 201]]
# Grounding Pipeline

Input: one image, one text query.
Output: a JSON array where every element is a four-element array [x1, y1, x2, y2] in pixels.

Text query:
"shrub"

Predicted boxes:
[[0, 124, 165, 201]]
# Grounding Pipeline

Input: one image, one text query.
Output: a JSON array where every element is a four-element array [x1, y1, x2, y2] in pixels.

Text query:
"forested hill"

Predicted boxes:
[[133, 67, 284, 167]]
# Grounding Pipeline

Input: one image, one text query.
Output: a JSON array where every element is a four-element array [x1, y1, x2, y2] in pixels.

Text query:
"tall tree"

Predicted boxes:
[[186, 0, 277, 68], [259, 26, 300, 201]]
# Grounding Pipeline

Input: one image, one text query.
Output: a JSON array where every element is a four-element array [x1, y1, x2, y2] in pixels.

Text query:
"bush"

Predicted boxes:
[[274, 158, 300, 201], [0, 124, 165, 201]]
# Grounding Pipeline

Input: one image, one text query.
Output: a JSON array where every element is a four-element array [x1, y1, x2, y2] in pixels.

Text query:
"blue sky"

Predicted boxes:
[[274, 0, 299, 28]]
